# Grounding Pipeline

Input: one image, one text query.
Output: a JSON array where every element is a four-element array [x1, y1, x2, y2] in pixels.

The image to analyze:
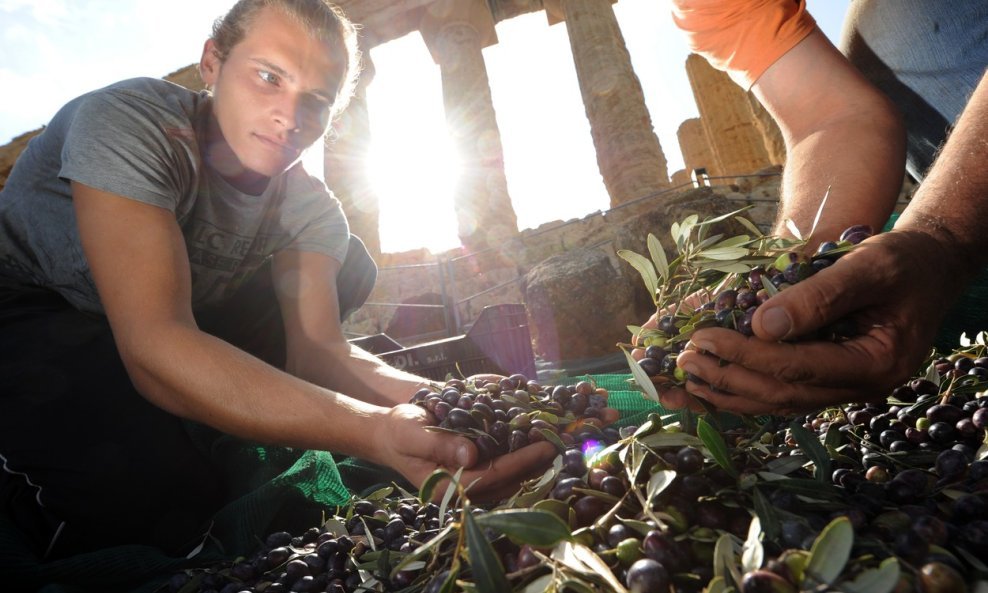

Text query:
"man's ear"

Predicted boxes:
[[199, 39, 221, 87]]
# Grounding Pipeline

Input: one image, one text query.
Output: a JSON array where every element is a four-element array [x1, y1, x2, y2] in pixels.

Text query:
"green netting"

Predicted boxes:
[[554, 372, 672, 428]]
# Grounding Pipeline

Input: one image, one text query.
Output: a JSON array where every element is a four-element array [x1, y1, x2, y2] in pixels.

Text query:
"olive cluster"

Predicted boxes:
[[164, 526, 363, 593], [795, 365, 988, 570], [637, 224, 873, 385], [409, 374, 620, 462], [486, 413, 757, 593], [165, 496, 462, 593]]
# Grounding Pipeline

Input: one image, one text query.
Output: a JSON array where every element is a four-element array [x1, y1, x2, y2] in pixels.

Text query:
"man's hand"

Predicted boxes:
[[373, 404, 557, 502], [674, 230, 962, 415]]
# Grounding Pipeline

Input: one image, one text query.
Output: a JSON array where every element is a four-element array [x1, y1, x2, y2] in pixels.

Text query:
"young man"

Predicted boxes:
[[0, 0, 555, 559], [663, 1, 988, 414]]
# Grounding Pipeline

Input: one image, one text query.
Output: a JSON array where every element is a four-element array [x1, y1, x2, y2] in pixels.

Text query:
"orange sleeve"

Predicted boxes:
[[670, 0, 817, 90]]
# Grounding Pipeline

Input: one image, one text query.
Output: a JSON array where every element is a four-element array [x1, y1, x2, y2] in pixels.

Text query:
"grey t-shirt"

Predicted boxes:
[[0, 77, 349, 314]]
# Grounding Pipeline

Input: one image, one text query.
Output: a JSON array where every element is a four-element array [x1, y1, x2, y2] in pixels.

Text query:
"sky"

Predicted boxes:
[[0, 0, 850, 253]]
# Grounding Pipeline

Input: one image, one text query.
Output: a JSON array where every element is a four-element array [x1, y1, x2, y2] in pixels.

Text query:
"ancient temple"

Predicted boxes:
[[0, 0, 786, 257]]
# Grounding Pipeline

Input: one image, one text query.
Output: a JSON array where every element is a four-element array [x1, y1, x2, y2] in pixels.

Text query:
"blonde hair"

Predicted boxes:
[[210, 0, 361, 121]]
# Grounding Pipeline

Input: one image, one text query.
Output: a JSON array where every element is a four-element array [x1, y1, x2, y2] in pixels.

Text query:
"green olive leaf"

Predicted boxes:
[[390, 522, 457, 577], [621, 346, 660, 403], [704, 576, 729, 593], [365, 485, 394, 501], [713, 532, 743, 591], [647, 233, 670, 283], [637, 431, 704, 449], [697, 416, 739, 477], [464, 506, 510, 593], [646, 469, 677, 504], [475, 509, 572, 548], [562, 541, 630, 593], [618, 249, 659, 305], [734, 215, 764, 237], [696, 246, 751, 261], [438, 467, 464, 528], [557, 578, 596, 593], [699, 262, 755, 274], [522, 574, 554, 593], [695, 233, 726, 252], [534, 498, 571, 523], [752, 487, 780, 542], [788, 419, 832, 482], [419, 468, 454, 505], [805, 516, 854, 586], [535, 428, 567, 453], [622, 439, 650, 485], [741, 515, 764, 573], [784, 218, 804, 241], [762, 278, 779, 297], [839, 557, 900, 593]]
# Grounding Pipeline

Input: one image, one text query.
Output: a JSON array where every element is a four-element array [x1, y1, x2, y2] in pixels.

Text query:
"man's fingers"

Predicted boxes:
[[462, 442, 557, 502], [752, 259, 873, 341], [686, 328, 888, 389]]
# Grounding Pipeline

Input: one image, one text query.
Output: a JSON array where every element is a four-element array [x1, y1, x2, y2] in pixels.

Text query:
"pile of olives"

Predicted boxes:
[[636, 224, 873, 386], [408, 374, 621, 462]]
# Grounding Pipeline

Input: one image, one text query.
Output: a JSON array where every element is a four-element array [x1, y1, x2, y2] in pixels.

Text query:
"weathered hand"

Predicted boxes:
[[674, 230, 964, 415], [374, 404, 557, 502]]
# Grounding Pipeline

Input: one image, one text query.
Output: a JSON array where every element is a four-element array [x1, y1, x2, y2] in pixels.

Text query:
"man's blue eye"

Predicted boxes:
[[259, 70, 279, 84]]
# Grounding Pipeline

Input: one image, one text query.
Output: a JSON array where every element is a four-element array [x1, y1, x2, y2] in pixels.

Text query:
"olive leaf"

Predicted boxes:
[[618, 249, 659, 305], [764, 454, 809, 476], [534, 498, 571, 523], [741, 515, 764, 573], [646, 469, 677, 504], [839, 557, 900, 593], [734, 216, 764, 237], [535, 428, 568, 453], [522, 574, 554, 593], [696, 246, 751, 261], [704, 576, 729, 593], [557, 578, 596, 593], [419, 468, 454, 506], [621, 346, 660, 402], [752, 487, 780, 542], [391, 523, 457, 576], [697, 416, 739, 478], [556, 541, 630, 593], [713, 532, 743, 591], [788, 419, 832, 482], [475, 509, 572, 548], [464, 506, 510, 593], [784, 218, 804, 241], [365, 485, 394, 501], [804, 516, 854, 586], [637, 432, 704, 449], [647, 233, 670, 283], [439, 467, 464, 528]]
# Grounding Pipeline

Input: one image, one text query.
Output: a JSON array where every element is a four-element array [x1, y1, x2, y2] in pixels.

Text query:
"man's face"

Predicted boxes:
[[200, 6, 345, 184]]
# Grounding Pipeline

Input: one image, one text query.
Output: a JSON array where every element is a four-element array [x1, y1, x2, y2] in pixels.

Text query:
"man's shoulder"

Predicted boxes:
[[97, 77, 202, 106]]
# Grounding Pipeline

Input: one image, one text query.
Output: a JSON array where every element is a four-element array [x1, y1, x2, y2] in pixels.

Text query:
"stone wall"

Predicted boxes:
[[343, 178, 784, 362]]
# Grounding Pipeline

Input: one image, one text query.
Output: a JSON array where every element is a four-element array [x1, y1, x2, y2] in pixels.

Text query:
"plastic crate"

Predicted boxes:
[[377, 304, 537, 381], [348, 333, 404, 355]]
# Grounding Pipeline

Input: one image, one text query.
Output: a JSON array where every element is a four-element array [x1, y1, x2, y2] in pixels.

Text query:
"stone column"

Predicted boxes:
[[677, 117, 721, 177], [421, 0, 518, 252], [746, 91, 787, 166], [545, 0, 670, 208], [324, 55, 382, 257], [684, 53, 772, 177]]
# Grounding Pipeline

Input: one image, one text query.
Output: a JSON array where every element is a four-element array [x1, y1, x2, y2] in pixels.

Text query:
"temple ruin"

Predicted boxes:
[[1, 0, 784, 258]]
